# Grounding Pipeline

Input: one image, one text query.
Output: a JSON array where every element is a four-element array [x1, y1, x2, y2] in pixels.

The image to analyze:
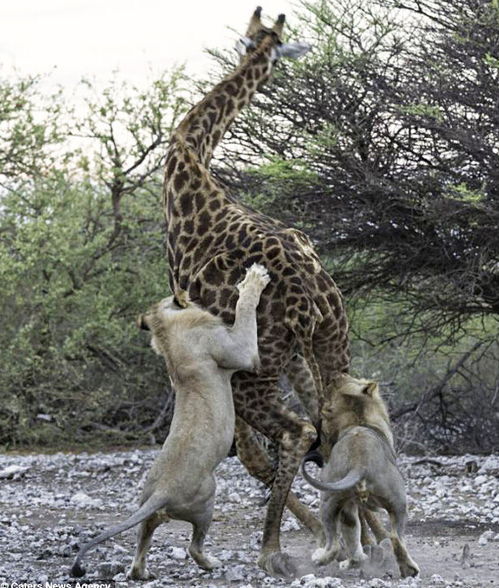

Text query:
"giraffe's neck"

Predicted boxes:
[[174, 37, 275, 167]]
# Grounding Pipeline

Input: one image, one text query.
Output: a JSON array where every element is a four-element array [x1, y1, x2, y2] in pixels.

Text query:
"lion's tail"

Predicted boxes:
[[71, 493, 168, 578], [301, 454, 363, 493]]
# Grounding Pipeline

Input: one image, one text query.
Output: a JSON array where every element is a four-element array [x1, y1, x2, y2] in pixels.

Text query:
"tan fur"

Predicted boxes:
[[71, 264, 270, 580], [321, 375, 393, 455], [302, 375, 419, 579], [173, 287, 190, 309]]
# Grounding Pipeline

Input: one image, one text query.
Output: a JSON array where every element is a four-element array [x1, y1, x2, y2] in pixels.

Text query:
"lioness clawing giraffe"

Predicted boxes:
[[71, 264, 270, 579]]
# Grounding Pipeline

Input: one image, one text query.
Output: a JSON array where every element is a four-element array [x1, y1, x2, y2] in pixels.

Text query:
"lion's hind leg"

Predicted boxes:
[[128, 510, 168, 580]]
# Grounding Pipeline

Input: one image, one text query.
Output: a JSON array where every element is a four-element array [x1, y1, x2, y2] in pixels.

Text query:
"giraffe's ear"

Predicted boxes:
[[236, 37, 256, 56], [275, 41, 311, 59], [273, 13, 286, 37]]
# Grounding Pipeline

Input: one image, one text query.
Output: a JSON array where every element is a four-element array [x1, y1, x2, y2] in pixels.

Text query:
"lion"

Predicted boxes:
[[302, 374, 419, 578], [71, 263, 270, 579]]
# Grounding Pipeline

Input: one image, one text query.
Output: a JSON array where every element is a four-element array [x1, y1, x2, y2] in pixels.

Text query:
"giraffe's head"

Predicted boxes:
[[236, 6, 311, 63]]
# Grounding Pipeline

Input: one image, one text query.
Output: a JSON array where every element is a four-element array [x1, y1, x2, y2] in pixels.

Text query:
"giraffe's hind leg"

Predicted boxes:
[[235, 416, 323, 539], [234, 378, 317, 578]]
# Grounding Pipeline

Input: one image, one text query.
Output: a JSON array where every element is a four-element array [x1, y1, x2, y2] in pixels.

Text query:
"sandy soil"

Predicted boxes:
[[0, 449, 498, 587]]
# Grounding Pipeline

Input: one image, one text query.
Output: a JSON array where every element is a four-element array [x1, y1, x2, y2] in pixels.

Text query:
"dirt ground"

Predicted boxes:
[[0, 449, 498, 587]]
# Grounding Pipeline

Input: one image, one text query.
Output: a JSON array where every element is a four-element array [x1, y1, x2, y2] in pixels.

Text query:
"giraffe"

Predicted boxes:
[[162, 7, 350, 576]]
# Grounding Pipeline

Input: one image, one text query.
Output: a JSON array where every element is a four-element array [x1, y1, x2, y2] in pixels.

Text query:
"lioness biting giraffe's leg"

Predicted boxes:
[[302, 375, 419, 578]]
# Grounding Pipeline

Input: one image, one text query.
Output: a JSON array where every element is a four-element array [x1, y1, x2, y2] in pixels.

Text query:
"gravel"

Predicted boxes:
[[0, 450, 497, 587]]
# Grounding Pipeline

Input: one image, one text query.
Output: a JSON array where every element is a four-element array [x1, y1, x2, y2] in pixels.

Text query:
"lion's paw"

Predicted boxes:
[[238, 263, 270, 293]]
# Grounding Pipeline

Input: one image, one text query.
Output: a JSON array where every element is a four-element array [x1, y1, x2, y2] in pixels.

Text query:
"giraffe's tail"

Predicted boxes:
[[301, 340, 324, 447], [284, 299, 324, 441]]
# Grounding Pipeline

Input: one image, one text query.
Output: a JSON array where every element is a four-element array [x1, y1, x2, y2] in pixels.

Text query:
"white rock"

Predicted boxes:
[[69, 492, 103, 508], [0, 465, 29, 479], [97, 560, 125, 577], [291, 574, 316, 585], [248, 532, 261, 549], [320, 578, 344, 588], [429, 574, 446, 585], [367, 579, 390, 587], [225, 564, 246, 582], [399, 577, 421, 587], [291, 574, 344, 588], [228, 491, 241, 503], [478, 530, 495, 545], [282, 517, 301, 532], [217, 549, 234, 561], [169, 546, 187, 560], [479, 455, 499, 473]]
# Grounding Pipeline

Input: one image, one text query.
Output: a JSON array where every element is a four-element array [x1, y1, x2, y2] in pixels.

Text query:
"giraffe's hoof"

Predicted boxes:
[[127, 567, 156, 581], [258, 550, 297, 578]]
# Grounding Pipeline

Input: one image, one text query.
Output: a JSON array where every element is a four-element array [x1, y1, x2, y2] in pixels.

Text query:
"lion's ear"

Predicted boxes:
[[174, 289, 189, 308], [362, 382, 378, 396], [136, 314, 150, 331], [321, 400, 335, 419], [338, 375, 378, 398]]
